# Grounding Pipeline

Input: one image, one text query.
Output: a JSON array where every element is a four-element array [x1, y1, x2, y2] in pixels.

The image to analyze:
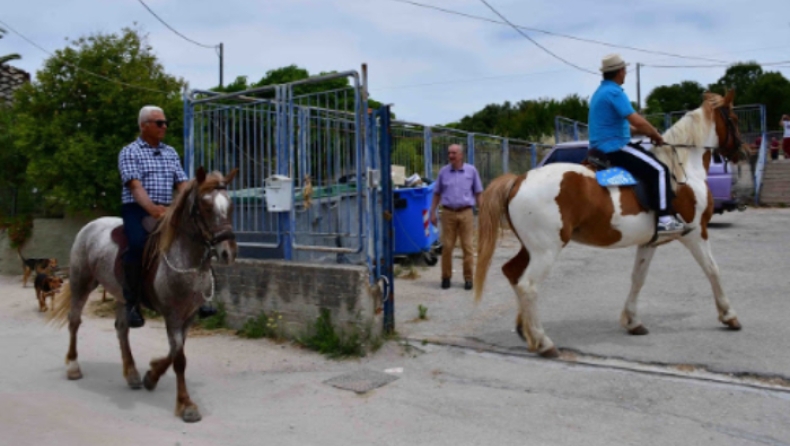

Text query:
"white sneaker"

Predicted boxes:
[[657, 216, 686, 233]]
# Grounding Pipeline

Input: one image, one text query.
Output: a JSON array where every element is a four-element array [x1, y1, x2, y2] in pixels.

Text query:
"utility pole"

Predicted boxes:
[[636, 62, 642, 114], [219, 42, 224, 88]]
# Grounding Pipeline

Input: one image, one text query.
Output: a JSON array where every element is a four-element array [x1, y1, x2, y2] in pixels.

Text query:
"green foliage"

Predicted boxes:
[[10, 26, 186, 213], [238, 310, 283, 339], [195, 302, 227, 330], [2, 215, 33, 249], [299, 308, 365, 358], [644, 81, 706, 114], [418, 304, 428, 320], [0, 27, 21, 65], [448, 94, 590, 141]]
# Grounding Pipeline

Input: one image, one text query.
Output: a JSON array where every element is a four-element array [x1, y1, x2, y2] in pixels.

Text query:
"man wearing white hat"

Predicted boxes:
[[588, 54, 685, 233]]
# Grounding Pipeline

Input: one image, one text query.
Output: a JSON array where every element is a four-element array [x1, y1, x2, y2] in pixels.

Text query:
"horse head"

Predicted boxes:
[[192, 167, 239, 265], [709, 90, 742, 161]]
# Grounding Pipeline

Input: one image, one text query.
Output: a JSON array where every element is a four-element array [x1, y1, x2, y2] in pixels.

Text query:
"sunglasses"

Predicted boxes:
[[147, 119, 169, 128]]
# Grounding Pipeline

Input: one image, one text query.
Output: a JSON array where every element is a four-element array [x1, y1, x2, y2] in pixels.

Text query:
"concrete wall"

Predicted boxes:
[[0, 213, 103, 275], [214, 259, 382, 340]]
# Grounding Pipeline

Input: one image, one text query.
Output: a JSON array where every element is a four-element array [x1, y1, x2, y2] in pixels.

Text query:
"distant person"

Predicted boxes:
[[782, 115, 790, 159], [429, 144, 483, 291], [770, 137, 780, 161]]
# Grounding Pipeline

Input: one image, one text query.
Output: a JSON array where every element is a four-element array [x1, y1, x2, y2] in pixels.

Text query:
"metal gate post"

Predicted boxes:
[[276, 84, 293, 260], [502, 138, 509, 174], [755, 104, 768, 204], [182, 91, 194, 177], [424, 127, 432, 180], [467, 133, 475, 165], [378, 106, 395, 334]]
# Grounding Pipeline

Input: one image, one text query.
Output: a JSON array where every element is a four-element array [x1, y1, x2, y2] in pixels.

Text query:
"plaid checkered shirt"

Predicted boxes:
[[119, 137, 188, 205]]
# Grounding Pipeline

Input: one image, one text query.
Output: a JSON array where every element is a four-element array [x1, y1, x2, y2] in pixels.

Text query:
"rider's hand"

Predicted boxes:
[[651, 133, 665, 146], [149, 205, 167, 219]]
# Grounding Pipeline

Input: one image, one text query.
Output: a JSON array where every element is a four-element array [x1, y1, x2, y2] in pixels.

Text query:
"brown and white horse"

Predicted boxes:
[[50, 168, 238, 422], [475, 92, 743, 358]]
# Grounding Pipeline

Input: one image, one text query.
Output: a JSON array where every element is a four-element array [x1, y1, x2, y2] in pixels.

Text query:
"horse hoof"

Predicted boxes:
[[67, 369, 83, 380], [127, 371, 142, 390], [723, 317, 742, 331], [628, 325, 649, 336], [143, 371, 158, 391], [540, 347, 559, 358], [182, 406, 202, 423]]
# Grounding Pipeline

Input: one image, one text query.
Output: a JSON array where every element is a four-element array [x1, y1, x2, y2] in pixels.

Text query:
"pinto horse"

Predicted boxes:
[[50, 168, 238, 422], [475, 91, 743, 358]]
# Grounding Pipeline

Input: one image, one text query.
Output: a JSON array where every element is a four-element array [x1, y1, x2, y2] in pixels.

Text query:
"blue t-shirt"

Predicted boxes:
[[589, 80, 635, 153]]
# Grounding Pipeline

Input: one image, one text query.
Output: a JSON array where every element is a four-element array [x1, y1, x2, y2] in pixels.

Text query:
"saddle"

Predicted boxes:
[[110, 216, 159, 309], [585, 148, 653, 213]]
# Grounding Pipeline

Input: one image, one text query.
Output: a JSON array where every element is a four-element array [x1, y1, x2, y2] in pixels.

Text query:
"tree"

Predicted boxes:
[[707, 62, 763, 103], [11, 27, 186, 213], [644, 81, 705, 114], [0, 27, 22, 65]]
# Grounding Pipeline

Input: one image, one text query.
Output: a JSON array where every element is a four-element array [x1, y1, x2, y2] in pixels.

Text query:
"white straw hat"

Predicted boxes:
[[600, 54, 629, 73]]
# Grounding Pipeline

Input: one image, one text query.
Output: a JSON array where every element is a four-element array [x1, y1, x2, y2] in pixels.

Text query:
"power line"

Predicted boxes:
[[643, 59, 790, 69], [136, 0, 217, 49], [376, 68, 569, 90], [0, 19, 172, 94], [477, 0, 597, 75], [383, 0, 730, 64]]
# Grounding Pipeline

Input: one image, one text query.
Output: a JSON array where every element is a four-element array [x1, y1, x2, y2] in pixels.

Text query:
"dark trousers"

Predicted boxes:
[[606, 146, 675, 216], [121, 203, 149, 264]]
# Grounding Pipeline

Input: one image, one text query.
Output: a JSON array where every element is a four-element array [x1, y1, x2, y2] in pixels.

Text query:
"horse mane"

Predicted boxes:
[[146, 171, 226, 262], [652, 92, 725, 183]]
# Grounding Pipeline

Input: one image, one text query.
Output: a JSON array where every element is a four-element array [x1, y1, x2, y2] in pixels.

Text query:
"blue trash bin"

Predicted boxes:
[[393, 182, 439, 256]]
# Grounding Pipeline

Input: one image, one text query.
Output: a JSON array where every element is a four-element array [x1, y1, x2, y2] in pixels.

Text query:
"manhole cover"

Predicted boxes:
[[324, 369, 400, 394]]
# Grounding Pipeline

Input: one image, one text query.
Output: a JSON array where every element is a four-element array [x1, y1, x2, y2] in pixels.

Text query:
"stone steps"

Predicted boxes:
[[760, 161, 790, 205]]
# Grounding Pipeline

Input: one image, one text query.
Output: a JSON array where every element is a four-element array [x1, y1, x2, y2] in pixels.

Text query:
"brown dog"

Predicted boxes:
[[17, 248, 58, 288], [34, 273, 63, 312]]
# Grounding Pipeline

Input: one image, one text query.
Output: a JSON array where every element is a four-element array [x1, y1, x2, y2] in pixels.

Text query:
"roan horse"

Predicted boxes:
[[50, 167, 238, 422], [475, 91, 743, 358]]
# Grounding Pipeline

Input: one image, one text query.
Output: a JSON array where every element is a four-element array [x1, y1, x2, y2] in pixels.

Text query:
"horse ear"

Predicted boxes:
[[196, 167, 207, 184], [225, 168, 239, 184], [724, 89, 736, 105]]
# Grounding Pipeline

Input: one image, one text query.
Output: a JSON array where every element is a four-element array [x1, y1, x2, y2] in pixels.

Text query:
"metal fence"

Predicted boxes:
[[389, 121, 541, 186], [185, 72, 385, 270], [554, 116, 589, 144]]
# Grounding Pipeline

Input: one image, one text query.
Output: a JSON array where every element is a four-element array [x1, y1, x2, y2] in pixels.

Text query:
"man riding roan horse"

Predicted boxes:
[[589, 54, 687, 234], [119, 105, 216, 327]]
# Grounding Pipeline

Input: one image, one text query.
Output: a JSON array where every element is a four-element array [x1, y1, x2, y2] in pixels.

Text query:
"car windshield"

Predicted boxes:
[[545, 146, 588, 164]]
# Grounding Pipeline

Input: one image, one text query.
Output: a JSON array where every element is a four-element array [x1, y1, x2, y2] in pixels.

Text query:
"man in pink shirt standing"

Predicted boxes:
[[429, 144, 483, 290]]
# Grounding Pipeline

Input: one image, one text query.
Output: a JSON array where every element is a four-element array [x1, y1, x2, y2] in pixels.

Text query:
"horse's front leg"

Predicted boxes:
[[620, 244, 657, 335], [679, 233, 741, 329], [115, 304, 142, 389], [173, 324, 200, 422]]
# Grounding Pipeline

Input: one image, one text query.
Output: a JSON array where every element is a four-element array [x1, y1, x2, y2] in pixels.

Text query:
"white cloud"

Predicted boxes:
[[3, 0, 789, 125]]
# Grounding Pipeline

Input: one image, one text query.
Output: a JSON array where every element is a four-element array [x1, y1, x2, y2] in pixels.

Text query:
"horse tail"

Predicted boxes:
[[47, 282, 72, 328], [474, 172, 519, 303]]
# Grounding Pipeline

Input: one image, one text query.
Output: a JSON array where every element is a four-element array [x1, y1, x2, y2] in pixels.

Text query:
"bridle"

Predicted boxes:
[[188, 183, 236, 262]]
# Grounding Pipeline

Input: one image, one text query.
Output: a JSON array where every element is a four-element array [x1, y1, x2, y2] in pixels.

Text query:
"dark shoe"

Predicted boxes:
[[122, 261, 145, 329], [441, 278, 450, 289], [464, 281, 473, 291], [198, 304, 218, 319], [126, 305, 145, 328]]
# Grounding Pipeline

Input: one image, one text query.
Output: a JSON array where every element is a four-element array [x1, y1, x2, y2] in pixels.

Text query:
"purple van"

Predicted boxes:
[[539, 139, 743, 215]]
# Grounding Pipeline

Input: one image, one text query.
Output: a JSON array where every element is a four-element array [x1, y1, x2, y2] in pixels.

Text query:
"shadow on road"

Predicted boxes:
[[708, 222, 734, 229]]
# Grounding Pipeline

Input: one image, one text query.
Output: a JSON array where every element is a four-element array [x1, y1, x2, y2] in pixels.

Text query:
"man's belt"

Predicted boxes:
[[443, 205, 472, 212]]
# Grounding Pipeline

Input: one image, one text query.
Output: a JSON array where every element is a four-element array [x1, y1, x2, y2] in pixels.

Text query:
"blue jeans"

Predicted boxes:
[[121, 203, 149, 264]]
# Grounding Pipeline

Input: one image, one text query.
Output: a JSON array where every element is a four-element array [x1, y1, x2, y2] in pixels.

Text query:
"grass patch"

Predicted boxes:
[[298, 309, 365, 358], [194, 302, 227, 330], [418, 304, 428, 320], [237, 310, 284, 340]]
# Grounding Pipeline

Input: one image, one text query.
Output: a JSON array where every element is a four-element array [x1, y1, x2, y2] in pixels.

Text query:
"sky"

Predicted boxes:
[[2, 0, 789, 126]]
